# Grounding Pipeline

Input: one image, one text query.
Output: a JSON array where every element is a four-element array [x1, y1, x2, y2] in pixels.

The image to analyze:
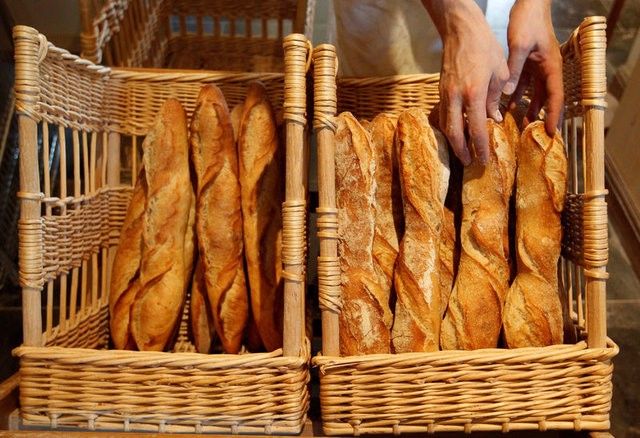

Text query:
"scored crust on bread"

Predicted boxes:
[[190, 258, 215, 353], [130, 98, 193, 352], [237, 81, 284, 352], [109, 167, 146, 350], [230, 102, 244, 144], [503, 121, 567, 347], [335, 111, 391, 355], [368, 113, 402, 297], [190, 84, 249, 354], [440, 118, 516, 350], [390, 108, 450, 353]]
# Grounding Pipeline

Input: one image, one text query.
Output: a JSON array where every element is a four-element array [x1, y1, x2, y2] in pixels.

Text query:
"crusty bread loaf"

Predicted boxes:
[[130, 98, 193, 352], [190, 258, 215, 353], [390, 108, 449, 353], [238, 81, 284, 352], [503, 121, 567, 347], [433, 127, 459, 318], [335, 111, 391, 355], [503, 111, 520, 283], [109, 167, 146, 350], [191, 84, 249, 354], [440, 119, 516, 350], [368, 113, 402, 298], [439, 206, 456, 317], [230, 102, 244, 143]]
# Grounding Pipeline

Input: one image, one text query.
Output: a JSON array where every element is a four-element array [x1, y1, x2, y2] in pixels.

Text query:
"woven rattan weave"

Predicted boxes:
[[313, 16, 618, 435], [79, 0, 315, 71], [13, 25, 312, 434]]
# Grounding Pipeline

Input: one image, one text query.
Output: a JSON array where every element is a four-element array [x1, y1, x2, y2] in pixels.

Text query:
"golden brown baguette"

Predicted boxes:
[[130, 98, 193, 352], [191, 84, 249, 354], [335, 111, 391, 355], [440, 119, 516, 350], [109, 168, 146, 350], [368, 113, 402, 295], [230, 102, 244, 143], [238, 81, 284, 352], [391, 108, 449, 353], [503, 121, 567, 347], [190, 259, 215, 353]]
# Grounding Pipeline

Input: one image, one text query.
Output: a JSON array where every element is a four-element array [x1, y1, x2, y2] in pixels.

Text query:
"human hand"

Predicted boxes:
[[503, 0, 564, 136], [422, 0, 510, 165]]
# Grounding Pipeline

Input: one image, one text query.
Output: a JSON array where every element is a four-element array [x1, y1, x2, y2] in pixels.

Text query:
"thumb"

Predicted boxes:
[[503, 47, 529, 95]]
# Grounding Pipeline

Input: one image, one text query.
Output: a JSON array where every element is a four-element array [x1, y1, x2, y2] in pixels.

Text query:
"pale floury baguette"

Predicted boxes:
[[191, 85, 249, 354], [503, 111, 521, 282], [439, 206, 456, 317], [335, 111, 391, 355], [441, 119, 516, 350], [109, 167, 146, 350], [131, 98, 194, 352], [391, 108, 450, 353], [503, 121, 567, 347], [238, 81, 284, 352], [368, 113, 402, 302]]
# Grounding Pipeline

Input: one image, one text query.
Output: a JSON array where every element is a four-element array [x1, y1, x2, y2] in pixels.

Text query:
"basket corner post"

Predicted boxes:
[[282, 33, 312, 358], [13, 25, 46, 348], [578, 15, 609, 350], [312, 43, 341, 358]]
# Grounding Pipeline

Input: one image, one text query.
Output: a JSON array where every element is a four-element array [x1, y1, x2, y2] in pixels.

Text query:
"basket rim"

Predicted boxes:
[[13, 336, 312, 366], [313, 338, 618, 369]]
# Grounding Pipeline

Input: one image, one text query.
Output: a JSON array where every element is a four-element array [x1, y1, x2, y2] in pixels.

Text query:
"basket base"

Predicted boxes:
[[10, 409, 309, 435]]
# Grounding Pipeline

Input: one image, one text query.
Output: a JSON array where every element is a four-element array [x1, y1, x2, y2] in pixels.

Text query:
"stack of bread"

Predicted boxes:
[[109, 82, 285, 354], [335, 106, 568, 355]]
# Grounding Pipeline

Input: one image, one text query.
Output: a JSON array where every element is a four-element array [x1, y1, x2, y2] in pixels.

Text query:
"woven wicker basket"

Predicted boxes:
[[312, 16, 618, 435], [12, 25, 312, 434], [79, 0, 315, 71]]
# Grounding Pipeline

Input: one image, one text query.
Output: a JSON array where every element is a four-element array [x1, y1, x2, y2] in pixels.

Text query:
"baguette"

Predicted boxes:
[[230, 102, 244, 143], [109, 168, 146, 350], [238, 81, 284, 352], [503, 111, 520, 282], [440, 119, 516, 350], [368, 113, 402, 297], [190, 258, 215, 353], [439, 206, 456, 317], [391, 108, 449, 353], [191, 84, 249, 354], [503, 121, 567, 347], [131, 98, 193, 351], [335, 111, 391, 355]]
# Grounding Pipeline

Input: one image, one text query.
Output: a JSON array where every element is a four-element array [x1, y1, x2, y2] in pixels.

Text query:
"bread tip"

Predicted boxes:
[[196, 84, 226, 103]]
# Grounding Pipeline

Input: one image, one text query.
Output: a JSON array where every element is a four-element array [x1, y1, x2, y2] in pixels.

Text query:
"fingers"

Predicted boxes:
[[503, 44, 529, 97], [542, 60, 564, 135], [487, 67, 510, 123], [441, 93, 472, 166], [466, 97, 490, 165]]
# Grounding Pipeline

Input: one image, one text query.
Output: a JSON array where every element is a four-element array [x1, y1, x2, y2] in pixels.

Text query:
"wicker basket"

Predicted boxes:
[[312, 16, 618, 435], [79, 0, 315, 71], [12, 25, 313, 434]]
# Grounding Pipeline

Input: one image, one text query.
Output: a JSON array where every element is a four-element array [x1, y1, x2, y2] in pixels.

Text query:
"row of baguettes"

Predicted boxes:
[[335, 107, 568, 355], [109, 82, 285, 354]]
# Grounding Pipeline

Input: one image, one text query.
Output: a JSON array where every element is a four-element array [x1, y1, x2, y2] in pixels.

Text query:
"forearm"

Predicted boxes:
[[422, 0, 487, 39]]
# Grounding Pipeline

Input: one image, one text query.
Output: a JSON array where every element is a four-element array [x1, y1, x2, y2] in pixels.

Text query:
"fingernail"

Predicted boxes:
[[493, 110, 503, 122], [480, 153, 490, 165], [503, 81, 516, 95]]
